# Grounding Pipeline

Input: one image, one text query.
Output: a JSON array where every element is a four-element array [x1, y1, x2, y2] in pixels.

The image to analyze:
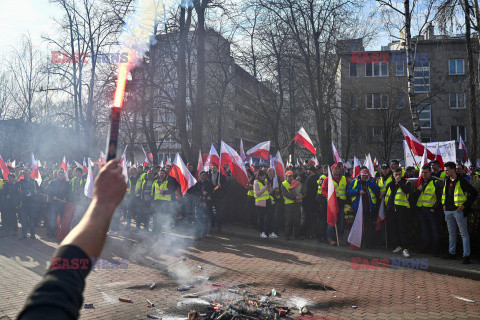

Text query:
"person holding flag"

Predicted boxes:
[[347, 168, 380, 248], [412, 165, 443, 257], [384, 168, 412, 258], [280, 171, 305, 240]]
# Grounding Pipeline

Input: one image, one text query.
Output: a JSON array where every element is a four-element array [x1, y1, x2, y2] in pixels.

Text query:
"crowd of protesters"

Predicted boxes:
[[0, 158, 479, 265]]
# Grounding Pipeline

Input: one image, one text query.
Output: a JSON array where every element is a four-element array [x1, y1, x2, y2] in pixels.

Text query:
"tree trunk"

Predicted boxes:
[[469, 0, 480, 162], [404, 0, 422, 140]]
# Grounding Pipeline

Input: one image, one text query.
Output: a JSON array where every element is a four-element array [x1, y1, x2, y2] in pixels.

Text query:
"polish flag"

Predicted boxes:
[[166, 156, 171, 166], [348, 196, 364, 249], [326, 167, 339, 227], [434, 143, 444, 170], [296, 159, 300, 167], [365, 154, 375, 177], [141, 146, 153, 167], [274, 151, 286, 182], [74, 161, 82, 169], [84, 158, 94, 198], [220, 141, 248, 187], [239, 139, 246, 162], [205, 144, 220, 170], [82, 158, 88, 174], [169, 153, 197, 194], [414, 148, 428, 187], [61, 156, 67, 172], [196, 150, 204, 179], [375, 199, 386, 231], [332, 142, 342, 163], [294, 127, 316, 155], [246, 141, 270, 160], [249, 158, 255, 173], [11, 160, 16, 168], [353, 156, 361, 177], [373, 158, 378, 167], [30, 154, 42, 185], [400, 124, 435, 160], [100, 151, 106, 166]]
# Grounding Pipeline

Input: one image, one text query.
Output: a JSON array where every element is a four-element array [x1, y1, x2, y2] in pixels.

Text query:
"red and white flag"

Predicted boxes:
[[84, 158, 94, 198], [61, 156, 67, 172], [169, 153, 197, 194], [141, 146, 153, 167], [11, 160, 16, 168], [294, 127, 316, 155], [326, 167, 339, 227], [196, 150, 204, 180], [400, 124, 435, 160], [205, 144, 220, 170], [246, 141, 270, 160], [353, 156, 361, 177], [434, 143, 444, 170], [363, 154, 375, 177], [74, 161, 82, 169], [332, 142, 342, 163], [414, 148, 429, 187], [100, 151, 106, 166], [249, 158, 255, 173], [166, 156, 171, 166], [375, 199, 386, 231], [373, 158, 378, 167], [348, 196, 364, 249], [239, 139, 246, 162], [0, 156, 10, 180], [220, 140, 248, 187], [30, 154, 42, 185]]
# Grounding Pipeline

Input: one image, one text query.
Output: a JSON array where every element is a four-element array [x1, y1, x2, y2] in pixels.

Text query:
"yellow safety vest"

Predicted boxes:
[[385, 182, 410, 208], [417, 180, 437, 208], [135, 173, 147, 196], [351, 180, 377, 205], [377, 175, 392, 193], [317, 175, 326, 195], [332, 176, 347, 200], [254, 180, 273, 202], [0, 179, 4, 190], [153, 179, 171, 201], [282, 180, 301, 204], [442, 180, 467, 207]]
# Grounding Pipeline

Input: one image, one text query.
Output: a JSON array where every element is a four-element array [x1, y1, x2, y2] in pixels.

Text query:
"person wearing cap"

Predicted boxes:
[[347, 168, 380, 248], [430, 160, 446, 181], [412, 165, 443, 256], [280, 170, 305, 240], [303, 165, 319, 239], [321, 164, 349, 246], [377, 163, 393, 194], [254, 170, 274, 239], [384, 167, 412, 258]]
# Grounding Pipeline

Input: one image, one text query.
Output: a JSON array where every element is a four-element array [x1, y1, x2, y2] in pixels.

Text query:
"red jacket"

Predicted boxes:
[[321, 176, 349, 198]]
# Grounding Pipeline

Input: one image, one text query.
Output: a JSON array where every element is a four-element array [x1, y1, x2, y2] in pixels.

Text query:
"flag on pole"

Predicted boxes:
[[30, 154, 42, 185], [375, 199, 386, 231], [205, 144, 220, 170], [353, 157, 361, 177], [365, 154, 375, 177], [373, 158, 378, 167], [61, 156, 67, 172], [11, 160, 16, 168], [348, 197, 364, 249], [434, 143, 444, 170], [84, 158, 94, 198], [82, 158, 88, 174], [220, 141, 249, 187], [400, 124, 435, 160], [239, 139, 246, 162], [309, 156, 319, 166], [326, 167, 339, 227], [141, 146, 153, 167], [293, 127, 317, 155], [74, 161, 82, 169], [169, 153, 197, 194], [246, 141, 271, 160], [414, 148, 428, 187], [332, 142, 342, 163], [196, 150, 203, 180]]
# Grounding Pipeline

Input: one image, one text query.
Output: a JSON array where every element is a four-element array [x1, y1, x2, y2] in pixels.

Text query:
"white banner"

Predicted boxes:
[[403, 140, 456, 167]]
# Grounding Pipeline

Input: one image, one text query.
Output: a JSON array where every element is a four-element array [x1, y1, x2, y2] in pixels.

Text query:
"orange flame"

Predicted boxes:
[[113, 51, 135, 108]]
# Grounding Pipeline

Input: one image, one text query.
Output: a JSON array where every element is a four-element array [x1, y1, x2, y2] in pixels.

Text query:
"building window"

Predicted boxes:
[[366, 93, 388, 109], [396, 61, 404, 76], [449, 59, 465, 75], [351, 94, 358, 109], [349, 63, 357, 77], [451, 125, 466, 142], [414, 61, 430, 93], [366, 126, 384, 142], [417, 104, 431, 129], [158, 110, 175, 123], [449, 93, 466, 109], [365, 62, 388, 77], [396, 93, 405, 109]]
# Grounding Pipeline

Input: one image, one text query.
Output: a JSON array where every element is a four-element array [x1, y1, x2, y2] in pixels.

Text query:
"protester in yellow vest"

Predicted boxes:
[[431, 160, 446, 181], [377, 163, 393, 194], [390, 160, 406, 177], [441, 162, 478, 264], [254, 170, 274, 239], [384, 167, 412, 258], [266, 168, 280, 239], [280, 171, 305, 240], [413, 165, 443, 257], [152, 169, 175, 234]]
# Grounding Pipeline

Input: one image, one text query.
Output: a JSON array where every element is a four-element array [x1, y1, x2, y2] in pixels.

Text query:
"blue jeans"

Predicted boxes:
[[418, 208, 440, 253], [444, 210, 470, 257], [195, 206, 210, 237]]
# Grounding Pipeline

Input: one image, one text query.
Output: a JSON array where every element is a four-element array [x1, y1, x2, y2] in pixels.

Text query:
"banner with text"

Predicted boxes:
[[404, 140, 456, 167]]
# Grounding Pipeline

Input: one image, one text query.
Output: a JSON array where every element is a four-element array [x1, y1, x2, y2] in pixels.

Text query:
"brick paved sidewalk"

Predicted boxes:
[[222, 224, 480, 281]]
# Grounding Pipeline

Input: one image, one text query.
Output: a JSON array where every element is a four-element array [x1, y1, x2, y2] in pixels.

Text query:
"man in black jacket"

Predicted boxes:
[[18, 170, 39, 239], [303, 165, 319, 239], [441, 162, 478, 264], [47, 171, 70, 238], [207, 164, 228, 233], [188, 171, 214, 239], [1, 173, 21, 237]]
